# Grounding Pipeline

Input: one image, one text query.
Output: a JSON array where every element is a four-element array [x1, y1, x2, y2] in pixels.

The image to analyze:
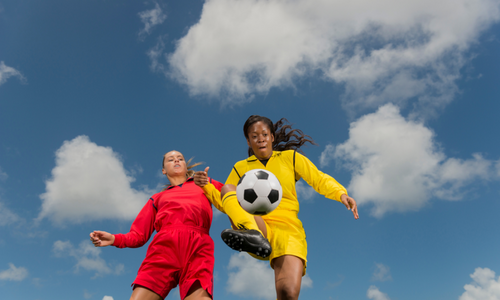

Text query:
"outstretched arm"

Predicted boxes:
[[340, 194, 359, 220], [91, 198, 157, 249], [295, 151, 359, 219], [90, 230, 115, 247]]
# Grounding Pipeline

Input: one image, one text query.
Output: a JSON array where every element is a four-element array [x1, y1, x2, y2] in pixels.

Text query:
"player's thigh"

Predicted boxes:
[[273, 255, 303, 290], [130, 286, 163, 300], [184, 281, 212, 300], [254, 216, 268, 238]]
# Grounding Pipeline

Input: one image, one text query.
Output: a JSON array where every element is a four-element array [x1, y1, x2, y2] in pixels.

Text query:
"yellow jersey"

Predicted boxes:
[[226, 150, 347, 214]]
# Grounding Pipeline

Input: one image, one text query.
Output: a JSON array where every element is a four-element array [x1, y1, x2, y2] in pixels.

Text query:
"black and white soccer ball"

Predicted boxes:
[[236, 169, 282, 215]]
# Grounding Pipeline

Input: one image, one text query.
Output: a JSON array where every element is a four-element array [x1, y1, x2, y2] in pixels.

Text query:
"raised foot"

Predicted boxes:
[[221, 229, 272, 258]]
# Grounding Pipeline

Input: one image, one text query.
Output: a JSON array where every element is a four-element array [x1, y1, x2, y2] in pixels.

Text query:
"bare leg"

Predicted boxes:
[[184, 281, 212, 300], [273, 255, 304, 300], [130, 286, 162, 300], [229, 216, 267, 238], [254, 215, 267, 238]]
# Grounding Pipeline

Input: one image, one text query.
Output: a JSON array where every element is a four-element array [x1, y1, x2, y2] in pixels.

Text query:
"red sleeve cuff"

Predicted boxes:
[[112, 234, 123, 247]]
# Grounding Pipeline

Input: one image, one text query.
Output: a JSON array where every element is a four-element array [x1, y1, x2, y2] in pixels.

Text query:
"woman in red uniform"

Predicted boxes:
[[90, 150, 223, 300]]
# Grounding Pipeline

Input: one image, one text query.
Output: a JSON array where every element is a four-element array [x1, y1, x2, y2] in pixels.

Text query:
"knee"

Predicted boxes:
[[276, 281, 301, 300], [221, 184, 236, 198]]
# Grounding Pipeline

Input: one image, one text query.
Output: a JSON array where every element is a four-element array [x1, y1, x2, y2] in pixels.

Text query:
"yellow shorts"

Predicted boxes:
[[249, 210, 308, 276]]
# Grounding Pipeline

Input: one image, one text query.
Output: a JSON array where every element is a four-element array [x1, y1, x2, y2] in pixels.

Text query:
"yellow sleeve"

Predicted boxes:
[[202, 183, 225, 213], [201, 164, 244, 213], [294, 151, 347, 202]]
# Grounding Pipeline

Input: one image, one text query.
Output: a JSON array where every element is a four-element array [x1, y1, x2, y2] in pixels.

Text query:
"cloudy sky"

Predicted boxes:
[[1, 0, 500, 299]]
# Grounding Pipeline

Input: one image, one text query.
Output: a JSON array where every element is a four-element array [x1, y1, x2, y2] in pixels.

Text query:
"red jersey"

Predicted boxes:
[[112, 177, 224, 299], [113, 177, 223, 247]]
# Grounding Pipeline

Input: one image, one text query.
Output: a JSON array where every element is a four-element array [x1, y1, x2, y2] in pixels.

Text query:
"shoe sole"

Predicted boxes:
[[221, 229, 272, 258]]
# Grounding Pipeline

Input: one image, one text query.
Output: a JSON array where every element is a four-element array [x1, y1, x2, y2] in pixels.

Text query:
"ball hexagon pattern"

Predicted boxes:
[[236, 169, 282, 215]]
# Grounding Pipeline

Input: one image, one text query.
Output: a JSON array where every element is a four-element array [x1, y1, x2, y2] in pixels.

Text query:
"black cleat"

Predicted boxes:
[[221, 229, 272, 258]]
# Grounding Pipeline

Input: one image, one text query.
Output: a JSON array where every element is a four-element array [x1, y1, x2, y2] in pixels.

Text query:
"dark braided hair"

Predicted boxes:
[[243, 115, 317, 157]]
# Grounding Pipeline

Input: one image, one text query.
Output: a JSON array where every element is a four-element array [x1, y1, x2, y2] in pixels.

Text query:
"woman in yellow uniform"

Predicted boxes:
[[194, 115, 359, 300]]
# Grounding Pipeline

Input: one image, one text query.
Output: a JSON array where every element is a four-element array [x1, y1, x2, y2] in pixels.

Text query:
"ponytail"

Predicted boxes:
[[272, 118, 317, 153]]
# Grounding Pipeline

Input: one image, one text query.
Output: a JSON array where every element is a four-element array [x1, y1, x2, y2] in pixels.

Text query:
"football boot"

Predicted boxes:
[[221, 229, 272, 258]]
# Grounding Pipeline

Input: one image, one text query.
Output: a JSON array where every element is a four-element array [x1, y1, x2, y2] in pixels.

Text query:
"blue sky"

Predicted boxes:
[[1, 0, 500, 299]]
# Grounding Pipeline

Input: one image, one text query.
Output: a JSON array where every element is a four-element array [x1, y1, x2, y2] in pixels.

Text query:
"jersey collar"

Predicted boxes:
[[165, 177, 194, 189], [246, 151, 278, 162]]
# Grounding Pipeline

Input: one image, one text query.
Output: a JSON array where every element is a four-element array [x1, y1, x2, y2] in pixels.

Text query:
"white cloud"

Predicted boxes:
[[434, 154, 492, 200], [367, 285, 391, 300], [295, 180, 316, 201], [53, 240, 124, 278], [0, 202, 20, 226], [227, 253, 275, 298], [102, 296, 114, 300], [372, 263, 392, 282], [322, 104, 496, 217], [165, 0, 500, 114], [148, 36, 167, 72], [226, 253, 312, 298], [0, 61, 25, 86], [319, 144, 336, 169], [301, 273, 313, 289], [138, 3, 167, 40], [459, 268, 500, 300], [0, 263, 29, 281], [38, 135, 152, 225]]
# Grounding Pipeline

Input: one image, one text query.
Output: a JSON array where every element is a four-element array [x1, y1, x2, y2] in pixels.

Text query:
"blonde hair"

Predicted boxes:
[[162, 151, 202, 190], [186, 157, 203, 178]]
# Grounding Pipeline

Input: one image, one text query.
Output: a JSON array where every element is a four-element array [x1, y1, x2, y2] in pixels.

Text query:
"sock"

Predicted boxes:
[[222, 191, 262, 234]]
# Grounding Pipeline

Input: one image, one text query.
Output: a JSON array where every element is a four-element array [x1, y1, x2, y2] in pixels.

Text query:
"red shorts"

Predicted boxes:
[[132, 225, 214, 299]]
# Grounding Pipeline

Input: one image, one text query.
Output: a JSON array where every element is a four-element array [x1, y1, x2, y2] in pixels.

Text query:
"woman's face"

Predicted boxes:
[[246, 121, 274, 160], [162, 151, 187, 178]]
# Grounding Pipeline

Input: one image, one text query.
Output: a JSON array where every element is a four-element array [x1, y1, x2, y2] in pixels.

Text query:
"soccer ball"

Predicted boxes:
[[236, 169, 282, 215]]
